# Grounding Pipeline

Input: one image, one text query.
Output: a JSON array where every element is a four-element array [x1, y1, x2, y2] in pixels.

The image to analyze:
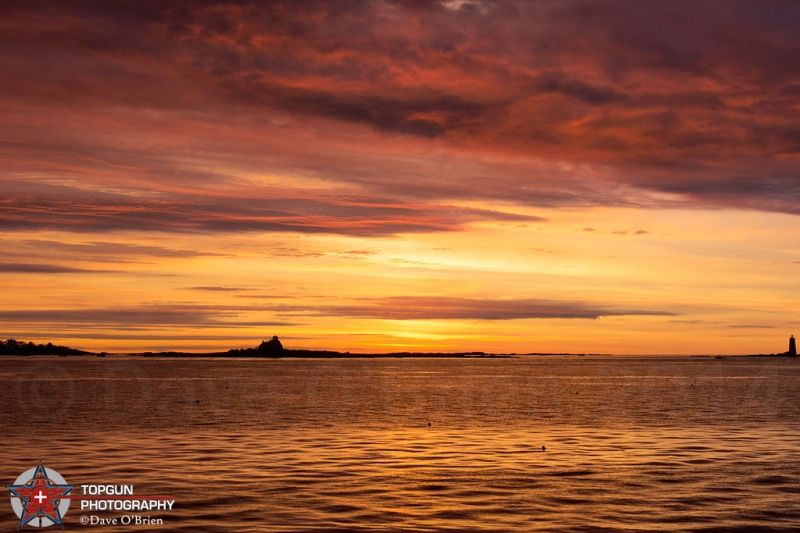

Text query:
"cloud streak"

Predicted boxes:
[[0, 180, 542, 236], [271, 296, 674, 321], [0, 263, 116, 274], [0, 305, 296, 329]]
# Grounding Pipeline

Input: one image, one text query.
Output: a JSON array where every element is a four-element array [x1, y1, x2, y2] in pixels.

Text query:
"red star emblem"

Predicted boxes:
[[9, 462, 72, 529]]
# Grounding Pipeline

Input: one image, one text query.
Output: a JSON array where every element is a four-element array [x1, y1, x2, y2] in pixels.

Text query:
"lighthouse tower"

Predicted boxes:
[[790, 335, 797, 357]]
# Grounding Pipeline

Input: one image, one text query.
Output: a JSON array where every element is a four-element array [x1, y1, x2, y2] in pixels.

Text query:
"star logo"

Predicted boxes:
[[8, 461, 72, 529]]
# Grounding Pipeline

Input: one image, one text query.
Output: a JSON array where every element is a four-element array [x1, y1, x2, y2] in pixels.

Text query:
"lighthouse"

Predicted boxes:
[[790, 335, 797, 357]]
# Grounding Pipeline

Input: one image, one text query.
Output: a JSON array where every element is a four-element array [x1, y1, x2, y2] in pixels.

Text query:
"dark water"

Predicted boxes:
[[2, 356, 800, 531]]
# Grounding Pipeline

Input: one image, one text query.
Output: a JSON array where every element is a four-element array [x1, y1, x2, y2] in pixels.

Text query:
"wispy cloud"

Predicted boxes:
[[271, 296, 675, 321], [0, 263, 116, 274], [0, 180, 542, 236], [0, 305, 296, 328], [185, 287, 253, 292], [21, 240, 226, 259]]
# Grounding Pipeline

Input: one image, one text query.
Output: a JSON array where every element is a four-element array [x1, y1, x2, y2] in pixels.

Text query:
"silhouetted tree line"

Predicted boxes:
[[224, 336, 286, 357], [0, 339, 91, 356], [222, 336, 345, 358]]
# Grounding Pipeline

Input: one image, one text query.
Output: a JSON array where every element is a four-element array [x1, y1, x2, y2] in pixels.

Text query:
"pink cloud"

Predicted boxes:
[[0, 177, 541, 236], [0, 0, 798, 223]]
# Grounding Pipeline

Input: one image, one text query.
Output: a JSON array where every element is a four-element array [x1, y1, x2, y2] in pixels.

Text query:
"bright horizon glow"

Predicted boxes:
[[1, 2, 799, 355]]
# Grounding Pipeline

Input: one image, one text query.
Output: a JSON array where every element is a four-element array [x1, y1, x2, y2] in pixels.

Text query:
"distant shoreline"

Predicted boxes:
[[2, 352, 797, 358], [132, 350, 614, 358], [1, 338, 619, 358], [2, 338, 796, 358]]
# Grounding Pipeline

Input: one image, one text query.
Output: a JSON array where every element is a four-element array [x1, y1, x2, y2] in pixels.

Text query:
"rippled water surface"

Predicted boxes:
[[2, 356, 800, 531]]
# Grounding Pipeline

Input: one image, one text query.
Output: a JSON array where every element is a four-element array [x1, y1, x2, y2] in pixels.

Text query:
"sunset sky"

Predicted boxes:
[[2, 0, 799, 354]]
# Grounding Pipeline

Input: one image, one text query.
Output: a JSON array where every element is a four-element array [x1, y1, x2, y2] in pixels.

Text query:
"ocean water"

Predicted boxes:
[[1, 355, 800, 531]]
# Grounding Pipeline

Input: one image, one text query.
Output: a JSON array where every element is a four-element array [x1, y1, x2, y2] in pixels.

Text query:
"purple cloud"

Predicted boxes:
[[270, 296, 675, 320]]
